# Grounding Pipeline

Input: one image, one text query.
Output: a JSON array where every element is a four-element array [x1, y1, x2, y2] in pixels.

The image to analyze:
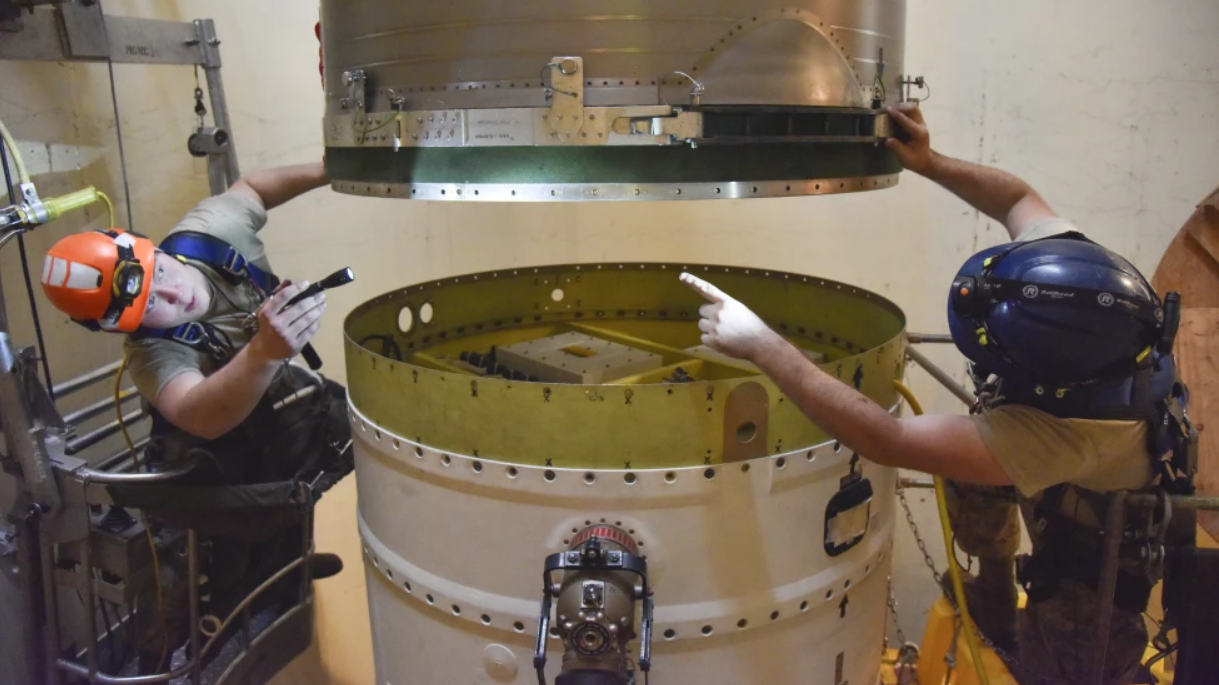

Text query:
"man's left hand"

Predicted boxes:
[[680, 272, 784, 363]]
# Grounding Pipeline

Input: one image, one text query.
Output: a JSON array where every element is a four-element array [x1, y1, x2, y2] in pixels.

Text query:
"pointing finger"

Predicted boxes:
[[679, 272, 726, 305]]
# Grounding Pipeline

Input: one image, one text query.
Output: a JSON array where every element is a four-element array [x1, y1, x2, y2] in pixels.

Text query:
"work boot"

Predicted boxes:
[[939, 556, 1018, 650], [308, 552, 344, 580]]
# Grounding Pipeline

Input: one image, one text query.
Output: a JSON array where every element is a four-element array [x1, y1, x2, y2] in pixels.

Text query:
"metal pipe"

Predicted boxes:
[[81, 532, 98, 682], [195, 20, 240, 186], [75, 458, 197, 485], [18, 507, 49, 685], [187, 530, 201, 685], [898, 476, 935, 490], [95, 435, 152, 472], [1127, 492, 1219, 511], [905, 345, 975, 406], [66, 407, 146, 455], [62, 387, 138, 427], [1088, 489, 1127, 685], [40, 514, 62, 685], [907, 332, 954, 344], [52, 360, 123, 399], [57, 658, 195, 685], [201, 557, 306, 661]]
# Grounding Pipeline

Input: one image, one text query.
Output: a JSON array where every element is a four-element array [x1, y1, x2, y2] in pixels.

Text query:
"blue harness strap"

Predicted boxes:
[[158, 231, 279, 294]]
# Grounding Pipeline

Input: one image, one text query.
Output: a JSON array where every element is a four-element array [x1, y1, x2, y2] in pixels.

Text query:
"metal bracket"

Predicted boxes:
[[543, 56, 584, 143], [342, 68, 367, 115]]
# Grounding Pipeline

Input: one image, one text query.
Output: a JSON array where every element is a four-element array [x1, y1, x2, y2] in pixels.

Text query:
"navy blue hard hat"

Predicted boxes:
[[947, 232, 1164, 386]]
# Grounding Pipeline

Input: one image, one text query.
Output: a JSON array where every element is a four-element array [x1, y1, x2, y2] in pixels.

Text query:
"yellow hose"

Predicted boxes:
[[0, 116, 31, 183], [892, 379, 991, 685]]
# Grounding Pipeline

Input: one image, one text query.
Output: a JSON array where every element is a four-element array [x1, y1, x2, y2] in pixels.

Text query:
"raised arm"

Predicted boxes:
[[680, 272, 1012, 485], [886, 103, 1058, 241], [227, 162, 329, 211]]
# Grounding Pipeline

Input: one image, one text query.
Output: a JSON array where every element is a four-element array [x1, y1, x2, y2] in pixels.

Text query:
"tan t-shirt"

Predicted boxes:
[[123, 193, 270, 403], [968, 216, 1155, 498]]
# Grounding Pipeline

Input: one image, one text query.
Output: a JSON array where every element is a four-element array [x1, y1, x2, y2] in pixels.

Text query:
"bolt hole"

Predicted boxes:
[[624, 472, 637, 485], [414, 446, 423, 458], [426, 594, 435, 605], [507, 467, 519, 479], [806, 450, 815, 461], [664, 629, 676, 640], [452, 605, 461, 615], [737, 619, 748, 629], [392, 439, 400, 450], [701, 625, 713, 636], [736, 421, 757, 443], [664, 472, 676, 484], [441, 454, 451, 466], [514, 621, 525, 633], [844, 580, 851, 589], [833, 441, 843, 453], [386, 569, 393, 579], [473, 461, 483, 473], [800, 601, 810, 612], [770, 610, 780, 620], [397, 306, 414, 332], [584, 472, 596, 484], [481, 614, 491, 625], [544, 470, 556, 482], [704, 468, 716, 480], [741, 463, 750, 473], [825, 590, 834, 600], [404, 581, 412, 593], [776, 457, 787, 469]]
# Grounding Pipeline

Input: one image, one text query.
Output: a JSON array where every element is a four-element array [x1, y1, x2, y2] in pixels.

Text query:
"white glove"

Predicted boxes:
[[680, 272, 781, 362]]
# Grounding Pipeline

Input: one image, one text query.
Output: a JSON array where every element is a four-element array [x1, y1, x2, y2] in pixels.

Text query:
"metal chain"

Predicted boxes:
[[896, 482, 942, 585], [887, 583, 908, 646], [896, 481, 1052, 684], [944, 616, 961, 683]]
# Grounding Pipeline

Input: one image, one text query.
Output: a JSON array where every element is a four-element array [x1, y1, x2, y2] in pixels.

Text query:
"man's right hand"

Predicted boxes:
[[248, 281, 327, 363], [886, 103, 936, 176]]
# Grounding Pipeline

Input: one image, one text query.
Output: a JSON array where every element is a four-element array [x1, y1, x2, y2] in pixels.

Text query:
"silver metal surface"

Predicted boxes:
[[332, 174, 899, 202], [320, 0, 907, 200], [74, 458, 196, 485], [320, 0, 905, 113], [196, 19, 240, 187], [0, 7, 208, 65], [906, 332, 954, 344], [64, 407, 146, 456]]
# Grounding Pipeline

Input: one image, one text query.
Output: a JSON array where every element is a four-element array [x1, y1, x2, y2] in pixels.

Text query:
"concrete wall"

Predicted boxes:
[[1, 0, 1217, 682]]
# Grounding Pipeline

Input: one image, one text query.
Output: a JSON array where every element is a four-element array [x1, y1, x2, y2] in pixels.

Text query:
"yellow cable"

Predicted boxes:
[[115, 355, 168, 670], [0, 116, 31, 183], [97, 191, 115, 228], [892, 380, 992, 685]]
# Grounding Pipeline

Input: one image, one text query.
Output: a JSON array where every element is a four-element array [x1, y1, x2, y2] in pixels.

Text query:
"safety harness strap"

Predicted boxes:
[[158, 231, 279, 295]]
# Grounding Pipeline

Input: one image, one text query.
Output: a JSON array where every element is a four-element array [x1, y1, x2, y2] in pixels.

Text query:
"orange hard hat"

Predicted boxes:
[[41, 229, 156, 332]]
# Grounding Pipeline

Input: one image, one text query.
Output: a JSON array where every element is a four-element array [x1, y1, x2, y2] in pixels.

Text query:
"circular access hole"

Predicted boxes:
[[451, 605, 462, 615], [481, 614, 492, 625], [740, 463, 750, 473], [441, 454, 451, 466], [513, 621, 525, 633], [800, 601, 810, 612], [770, 610, 780, 621], [386, 569, 393, 579], [392, 438, 400, 450], [583, 472, 596, 485], [663, 629, 676, 640], [507, 467, 519, 479], [833, 441, 843, 453], [663, 472, 676, 484], [419, 302, 434, 325], [397, 306, 414, 333], [776, 457, 787, 469], [844, 580, 851, 589], [403, 581, 412, 593], [551, 288, 565, 302], [414, 446, 423, 458], [426, 594, 435, 605], [825, 590, 834, 600], [623, 472, 637, 485], [737, 619, 748, 629], [701, 625, 714, 636], [704, 468, 716, 481], [544, 470, 556, 482], [806, 450, 815, 461], [736, 421, 757, 443], [472, 461, 483, 473]]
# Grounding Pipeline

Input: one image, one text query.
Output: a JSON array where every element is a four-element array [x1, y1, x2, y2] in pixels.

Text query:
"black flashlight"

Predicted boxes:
[[281, 267, 355, 313]]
